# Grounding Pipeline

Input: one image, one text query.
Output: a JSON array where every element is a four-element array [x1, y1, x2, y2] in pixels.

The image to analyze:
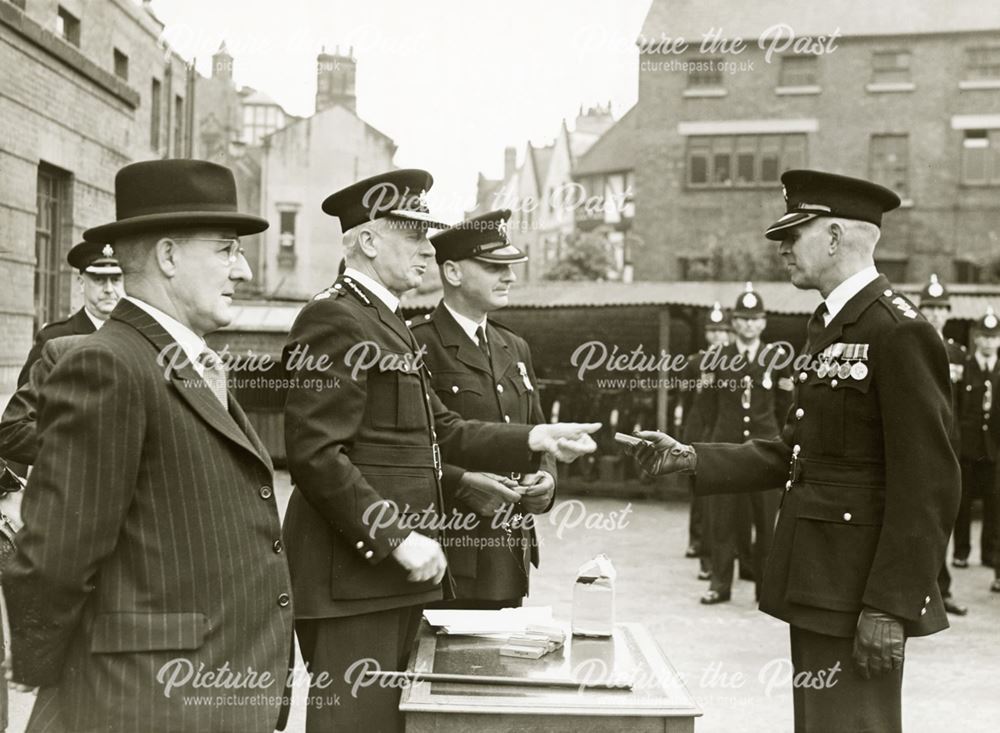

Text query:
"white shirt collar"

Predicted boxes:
[[736, 338, 760, 362], [978, 352, 996, 372], [124, 295, 207, 376], [442, 301, 487, 345], [823, 266, 879, 325], [83, 307, 107, 330], [343, 267, 399, 313]]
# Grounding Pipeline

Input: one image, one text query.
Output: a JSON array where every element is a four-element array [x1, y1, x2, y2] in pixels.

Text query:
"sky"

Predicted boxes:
[[151, 0, 653, 220]]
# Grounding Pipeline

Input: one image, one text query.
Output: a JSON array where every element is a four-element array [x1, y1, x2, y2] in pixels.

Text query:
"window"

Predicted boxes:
[[113, 49, 129, 80], [779, 55, 818, 87], [150, 78, 161, 150], [870, 135, 909, 198], [686, 134, 807, 188], [961, 129, 1000, 185], [687, 57, 723, 88], [953, 258, 981, 284], [965, 47, 1000, 81], [35, 164, 72, 329], [56, 6, 80, 46], [173, 95, 185, 155], [871, 50, 911, 84], [279, 210, 297, 250]]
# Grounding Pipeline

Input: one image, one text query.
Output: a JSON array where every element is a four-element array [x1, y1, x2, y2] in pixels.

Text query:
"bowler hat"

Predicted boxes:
[[83, 159, 268, 243]]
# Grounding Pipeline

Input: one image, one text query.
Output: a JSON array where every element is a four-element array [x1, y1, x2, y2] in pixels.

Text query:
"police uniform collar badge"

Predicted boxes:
[[517, 361, 534, 391]]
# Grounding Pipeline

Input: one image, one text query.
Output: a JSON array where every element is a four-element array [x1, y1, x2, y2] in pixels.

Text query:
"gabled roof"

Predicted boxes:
[[529, 144, 554, 189], [264, 102, 396, 149], [573, 106, 638, 177], [640, 0, 1000, 42]]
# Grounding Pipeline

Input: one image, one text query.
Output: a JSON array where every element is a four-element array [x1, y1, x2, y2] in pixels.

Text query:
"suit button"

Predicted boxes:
[[504, 415, 510, 423], [364, 550, 374, 560], [259, 486, 273, 500], [795, 408, 805, 419], [843, 512, 852, 521], [277, 593, 290, 607], [273, 539, 283, 553], [497, 384, 504, 393], [356, 541, 365, 550]]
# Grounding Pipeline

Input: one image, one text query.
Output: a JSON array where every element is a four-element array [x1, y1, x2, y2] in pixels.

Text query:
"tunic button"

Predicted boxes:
[[504, 415, 511, 423], [843, 512, 852, 521], [497, 384, 504, 393], [277, 593, 290, 607], [742, 429, 750, 437], [925, 595, 931, 604], [355, 541, 364, 550], [831, 379, 838, 388], [273, 539, 283, 553], [743, 416, 751, 423], [792, 444, 801, 456], [785, 480, 793, 490], [883, 289, 893, 297], [920, 608, 927, 616], [795, 408, 805, 419], [799, 372, 808, 382], [451, 385, 459, 394], [259, 486, 273, 500], [364, 550, 374, 559]]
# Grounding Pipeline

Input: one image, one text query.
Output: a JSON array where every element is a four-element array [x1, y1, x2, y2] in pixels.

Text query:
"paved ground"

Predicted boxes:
[[7, 474, 999, 732]]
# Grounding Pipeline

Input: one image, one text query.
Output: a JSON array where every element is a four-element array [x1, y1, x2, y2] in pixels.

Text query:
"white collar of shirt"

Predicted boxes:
[[343, 267, 400, 313], [83, 307, 106, 330], [124, 295, 207, 376], [978, 353, 996, 372], [736, 339, 760, 362], [823, 266, 879, 325], [443, 302, 487, 345]]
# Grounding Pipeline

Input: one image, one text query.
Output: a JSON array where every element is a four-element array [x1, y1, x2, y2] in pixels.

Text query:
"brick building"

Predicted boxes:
[[0, 0, 192, 392], [633, 0, 1000, 283]]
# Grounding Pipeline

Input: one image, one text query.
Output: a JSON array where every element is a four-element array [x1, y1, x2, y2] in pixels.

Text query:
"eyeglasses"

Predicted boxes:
[[172, 237, 246, 265]]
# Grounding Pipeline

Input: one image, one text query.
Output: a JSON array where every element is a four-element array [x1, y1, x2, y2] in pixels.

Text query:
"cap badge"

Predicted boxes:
[[102, 244, 115, 258], [742, 293, 758, 309], [497, 218, 510, 244], [928, 282, 943, 298], [986, 314, 999, 330]]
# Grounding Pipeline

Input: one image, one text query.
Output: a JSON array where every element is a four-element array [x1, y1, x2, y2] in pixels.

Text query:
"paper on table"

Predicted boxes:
[[422, 606, 553, 636]]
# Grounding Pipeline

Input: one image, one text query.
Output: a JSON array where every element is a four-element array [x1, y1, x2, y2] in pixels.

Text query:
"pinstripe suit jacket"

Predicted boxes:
[[2, 299, 294, 733]]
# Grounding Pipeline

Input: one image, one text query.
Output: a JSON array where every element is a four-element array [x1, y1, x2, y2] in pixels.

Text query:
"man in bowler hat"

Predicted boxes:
[[282, 170, 598, 733], [3, 159, 293, 733], [630, 169, 960, 732], [411, 208, 556, 609]]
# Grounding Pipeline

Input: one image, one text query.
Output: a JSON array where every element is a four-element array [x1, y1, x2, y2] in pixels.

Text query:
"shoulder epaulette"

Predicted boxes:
[[877, 288, 919, 321], [408, 313, 433, 329]]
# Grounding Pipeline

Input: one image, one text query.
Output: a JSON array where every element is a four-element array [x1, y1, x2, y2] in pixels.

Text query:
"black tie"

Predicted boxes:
[[807, 303, 828, 349], [476, 326, 491, 363]]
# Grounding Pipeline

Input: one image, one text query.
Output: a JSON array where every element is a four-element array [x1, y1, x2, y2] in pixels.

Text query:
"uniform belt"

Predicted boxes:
[[349, 442, 438, 469], [797, 457, 886, 488]]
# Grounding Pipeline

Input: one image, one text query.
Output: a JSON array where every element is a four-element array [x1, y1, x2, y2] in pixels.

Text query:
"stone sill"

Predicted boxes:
[[682, 88, 727, 98], [865, 82, 915, 93], [959, 80, 1000, 91], [775, 85, 821, 96]]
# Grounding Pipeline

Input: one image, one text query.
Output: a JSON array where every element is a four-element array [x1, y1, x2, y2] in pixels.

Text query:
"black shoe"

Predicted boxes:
[[952, 558, 969, 568], [697, 570, 712, 581], [685, 545, 700, 558], [944, 598, 968, 616], [991, 580, 1000, 593], [700, 590, 731, 604]]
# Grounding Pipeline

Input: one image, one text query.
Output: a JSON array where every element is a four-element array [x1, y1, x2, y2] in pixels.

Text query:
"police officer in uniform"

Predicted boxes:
[[16, 241, 123, 387], [699, 283, 794, 604], [676, 302, 730, 579], [954, 307, 1000, 569], [411, 208, 556, 609], [282, 170, 598, 733], [630, 169, 960, 733], [917, 274, 969, 614]]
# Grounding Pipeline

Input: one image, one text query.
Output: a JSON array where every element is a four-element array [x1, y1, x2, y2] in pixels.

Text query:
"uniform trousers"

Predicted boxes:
[[708, 489, 779, 594], [425, 597, 523, 610], [789, 626, 903, 733], [954, 458, 997, 563], [296, 606, 423, 733]]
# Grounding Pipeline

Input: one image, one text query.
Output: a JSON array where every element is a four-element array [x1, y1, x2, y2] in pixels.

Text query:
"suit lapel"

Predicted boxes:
[[110, 300, 270, 468], [432, 304, 492, 375], [809, 275, 890, 355]]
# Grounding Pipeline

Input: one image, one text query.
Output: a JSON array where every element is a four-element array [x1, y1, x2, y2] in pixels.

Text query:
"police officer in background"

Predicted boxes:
[[698, 284, 794, 604], [954, 307, 1000, 569], [917, 274, 969, 614], [16, 241, 123, 387], [676, 302, 730, 580], [630, 169, 960, 733], [411, 208, 556, 609]]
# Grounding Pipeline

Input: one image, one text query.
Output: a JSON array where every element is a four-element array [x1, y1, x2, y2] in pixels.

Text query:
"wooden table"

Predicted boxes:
[[400, 621, 701, 732]]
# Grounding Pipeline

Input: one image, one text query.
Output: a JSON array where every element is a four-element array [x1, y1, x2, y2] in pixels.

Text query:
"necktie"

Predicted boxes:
[[197, 348, 229, 409], [476, 326, 491, 363], [806, 302, 828, 349]]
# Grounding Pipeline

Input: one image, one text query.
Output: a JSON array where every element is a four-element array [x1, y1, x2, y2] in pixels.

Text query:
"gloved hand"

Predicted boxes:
[[628, 430, 698, 476], [455, 472, 522, 516], [852, 607, 904, 679]]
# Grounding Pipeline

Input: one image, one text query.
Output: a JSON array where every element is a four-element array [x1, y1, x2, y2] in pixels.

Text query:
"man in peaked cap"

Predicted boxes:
[[410, 209, 556, 611], [282, 172, 598, 733], [955, 307, 1000, 575], [15, 241, 124, 388], [3, 159, 294, 733], [917, 274, 970, 615], [675, 301, 731, 579], [629, 170, 960, 732], [697, 283, 794, 605]]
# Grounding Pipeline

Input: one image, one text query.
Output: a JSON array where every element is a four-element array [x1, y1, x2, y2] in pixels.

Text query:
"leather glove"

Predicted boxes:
[[455, 472, 522, 517], [629, 430, 698, 476], [853, 607, 904, 679]]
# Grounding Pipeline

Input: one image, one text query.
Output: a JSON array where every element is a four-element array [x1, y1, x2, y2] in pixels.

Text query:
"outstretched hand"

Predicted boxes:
[[628, 430, 698, 476], [528, 423, 601, 462]]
